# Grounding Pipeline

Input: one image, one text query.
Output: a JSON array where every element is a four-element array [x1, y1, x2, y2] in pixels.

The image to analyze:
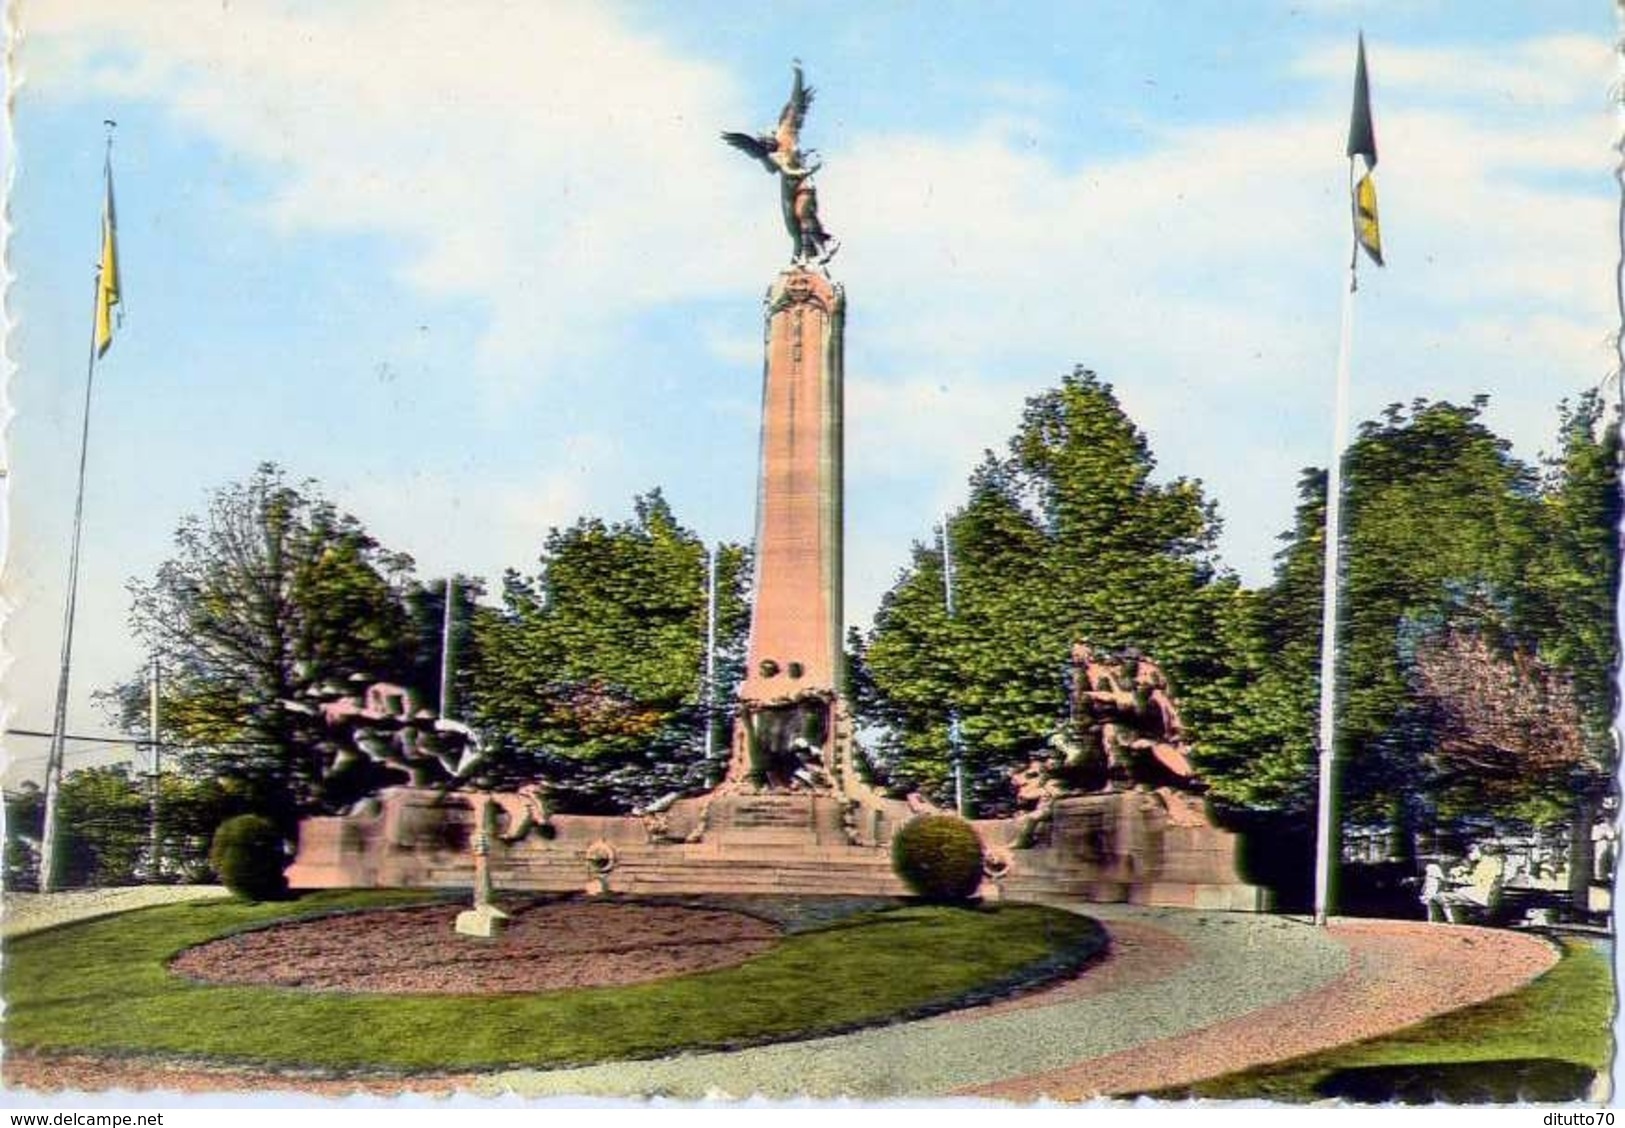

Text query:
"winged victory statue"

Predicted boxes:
[[722, 61, 839, 264]]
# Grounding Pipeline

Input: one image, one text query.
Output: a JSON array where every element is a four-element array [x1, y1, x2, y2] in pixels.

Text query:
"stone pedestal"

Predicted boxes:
[[980, 791, 1271, 911], [287, 785, 1267, 910]]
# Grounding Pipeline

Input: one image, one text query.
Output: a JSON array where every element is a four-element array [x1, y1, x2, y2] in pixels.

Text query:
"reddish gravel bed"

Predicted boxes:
[[961, 919, 1561, 1101], [169, 899, 782, 994]]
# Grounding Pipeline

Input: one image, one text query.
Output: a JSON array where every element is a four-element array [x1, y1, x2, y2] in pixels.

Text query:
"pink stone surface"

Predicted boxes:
[[739, 267, 844, 702], [288, 786, 1266, 909]]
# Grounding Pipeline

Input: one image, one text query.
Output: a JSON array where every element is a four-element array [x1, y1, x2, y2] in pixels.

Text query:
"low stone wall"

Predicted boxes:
[[978, 794, 1270, 911], [287, 786, 1268, 910]]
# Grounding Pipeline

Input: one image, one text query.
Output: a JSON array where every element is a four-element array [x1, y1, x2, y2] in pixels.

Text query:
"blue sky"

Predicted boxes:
[[3, 1, 1617, 784]]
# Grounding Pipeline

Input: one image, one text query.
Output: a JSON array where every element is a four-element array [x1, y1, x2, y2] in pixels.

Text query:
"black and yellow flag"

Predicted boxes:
[[1346, 34, 1383, 266], [94, 160, 121, 357]]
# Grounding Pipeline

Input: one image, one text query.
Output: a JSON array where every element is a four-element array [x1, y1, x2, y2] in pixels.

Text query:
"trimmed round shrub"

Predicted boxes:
[[891, 814, 985, 903], [209, 814, 289, 901]]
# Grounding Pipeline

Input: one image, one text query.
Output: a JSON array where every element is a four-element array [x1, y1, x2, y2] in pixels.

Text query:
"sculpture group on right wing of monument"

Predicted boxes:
[[1011, 642, 1210, 847]]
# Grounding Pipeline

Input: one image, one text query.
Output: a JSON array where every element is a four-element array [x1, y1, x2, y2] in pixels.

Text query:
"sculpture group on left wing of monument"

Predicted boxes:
[[286, 679, 558, 935]]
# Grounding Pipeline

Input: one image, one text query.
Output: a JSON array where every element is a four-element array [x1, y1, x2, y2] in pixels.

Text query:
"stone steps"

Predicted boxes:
[[612, 867, 904, 897], [728, 808, 815, 829], [415, 842, 907, 897]]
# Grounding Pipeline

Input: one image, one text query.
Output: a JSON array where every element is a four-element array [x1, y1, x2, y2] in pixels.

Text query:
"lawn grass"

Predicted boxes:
[[1155, 937, 1613, 1103], [3, 890, 1103, 1074]]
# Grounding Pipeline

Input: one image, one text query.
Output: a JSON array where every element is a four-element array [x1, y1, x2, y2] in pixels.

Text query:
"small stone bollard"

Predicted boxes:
[[455, 804, 509, 938], [455, 902, 509, 938]]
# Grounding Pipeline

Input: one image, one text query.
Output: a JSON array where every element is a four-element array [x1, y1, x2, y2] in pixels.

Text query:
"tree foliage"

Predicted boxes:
[[861, 369, 1239, 809], [113, 463, 423, 825], [67, 374, 1610, 865], [468, 491, 750, 811], [1236, 397, 1616, 835], [3, 766, 255, 889], [860, 377, 1616, 842], [1413, 628, 1587, 820], [1528, 391, 1620, 772]]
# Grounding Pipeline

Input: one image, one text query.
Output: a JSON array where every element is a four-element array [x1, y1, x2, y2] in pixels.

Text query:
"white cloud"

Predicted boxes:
[[333, 434, 618, 587], [18, 0, 766, 392], [846, 374, 1023, 488], [1292, 35, 1611, 110], [825, 36, 1611, 587]]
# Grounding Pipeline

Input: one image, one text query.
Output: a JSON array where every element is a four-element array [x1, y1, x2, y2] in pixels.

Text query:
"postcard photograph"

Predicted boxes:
[[0, 0, 1618, 1110]]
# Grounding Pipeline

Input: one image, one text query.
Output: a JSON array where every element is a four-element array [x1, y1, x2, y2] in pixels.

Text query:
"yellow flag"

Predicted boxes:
[[1346, 36, 1384, 267], [94, 166, 120, 357], [1354, 170, 1383, 266]]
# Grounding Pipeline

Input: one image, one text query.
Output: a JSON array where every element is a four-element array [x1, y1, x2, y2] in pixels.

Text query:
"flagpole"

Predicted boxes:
[[39, 123, 119, 897], [37, 281, 102, 891], [941, 518, 966, 816], [148, 653, 161, 877], [1313, 169, 1361, 927], [704, 543, 720, 783], [439, 576, 458, 720]]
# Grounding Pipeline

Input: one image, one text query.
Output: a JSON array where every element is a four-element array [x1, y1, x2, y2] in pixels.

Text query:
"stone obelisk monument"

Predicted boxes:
[[740, 270, 844, 703], [722, 63, 847, 787]]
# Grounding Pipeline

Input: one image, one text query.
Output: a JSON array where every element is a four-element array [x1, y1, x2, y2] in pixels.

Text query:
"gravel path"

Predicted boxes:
[[467, 906, 1351, 1100], [966, 917, 1560, 1100], [2, 886, 228, 938]]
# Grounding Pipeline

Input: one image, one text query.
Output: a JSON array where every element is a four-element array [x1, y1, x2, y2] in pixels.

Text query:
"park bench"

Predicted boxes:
[[1420, 860, 1502, 924], [1422, 861, 1578, 927], [1493, 886, 1575, 928]]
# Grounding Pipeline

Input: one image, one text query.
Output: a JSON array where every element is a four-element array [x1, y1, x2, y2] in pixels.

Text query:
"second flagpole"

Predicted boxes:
[[1313, 214, 1361, 927]]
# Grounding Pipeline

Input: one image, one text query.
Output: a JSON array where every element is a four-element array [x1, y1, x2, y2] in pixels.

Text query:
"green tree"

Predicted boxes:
[[3, 781, 45, 889], [1339, 400, 1542, 815], [109, 464, 421, 825], [468, 491, 750, 811], [7, 765, 269, 890], [1529, 391, 1619, 765], [1413, 628, 1590, 822], [862, 369, 1240, 809], [53, 765, 151, 886], [1246, 400, 1591, 843], [1524, 392, 1620, 895]]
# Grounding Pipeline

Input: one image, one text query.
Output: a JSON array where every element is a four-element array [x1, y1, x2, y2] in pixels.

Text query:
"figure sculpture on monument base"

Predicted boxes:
[[284, 678, 487, 797], [291, 678, 565, 935], [1009, 641, 1211, 847], [731, 690, 837, 791]]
